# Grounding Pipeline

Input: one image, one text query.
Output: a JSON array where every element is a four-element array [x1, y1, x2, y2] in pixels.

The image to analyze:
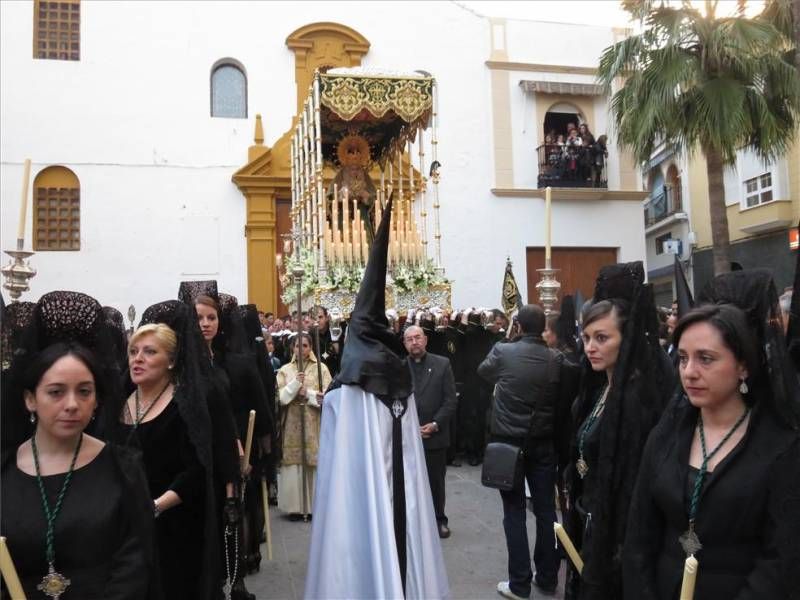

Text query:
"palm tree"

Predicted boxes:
[[599, 0, 800, 275]]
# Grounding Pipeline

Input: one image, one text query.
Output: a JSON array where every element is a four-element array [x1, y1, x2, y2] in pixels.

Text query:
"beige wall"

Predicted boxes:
[[491, 69, 514, 187], [687, 152, 712, 248]]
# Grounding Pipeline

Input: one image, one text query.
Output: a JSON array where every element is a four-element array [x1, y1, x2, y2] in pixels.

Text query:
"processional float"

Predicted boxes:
[[280, 67, 451, 317]]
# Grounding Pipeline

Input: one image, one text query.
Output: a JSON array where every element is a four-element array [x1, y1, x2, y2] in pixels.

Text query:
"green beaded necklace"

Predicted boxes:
[[679, 407, 750, 557], [31, 432, 83, 599], [575, 384, 609, 479]]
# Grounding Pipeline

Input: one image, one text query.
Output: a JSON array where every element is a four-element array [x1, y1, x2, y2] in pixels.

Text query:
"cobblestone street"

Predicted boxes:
[[248, 464, 566, 599]]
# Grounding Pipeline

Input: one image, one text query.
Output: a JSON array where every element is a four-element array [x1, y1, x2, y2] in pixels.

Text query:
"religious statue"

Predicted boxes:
[[329, 133, 377, 243]]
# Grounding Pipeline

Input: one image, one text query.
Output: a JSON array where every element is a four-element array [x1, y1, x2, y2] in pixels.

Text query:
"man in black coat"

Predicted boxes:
[[404, 325, 458, 539], [478, 304, 570, 598]]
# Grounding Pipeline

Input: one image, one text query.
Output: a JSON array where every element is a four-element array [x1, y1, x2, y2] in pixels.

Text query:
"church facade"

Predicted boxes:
[[1, 1, 647, 315]]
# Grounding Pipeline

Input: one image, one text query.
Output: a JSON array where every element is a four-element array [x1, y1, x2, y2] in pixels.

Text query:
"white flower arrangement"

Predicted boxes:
[[392, 260, 448, 293], [281, 252, 448, 303]]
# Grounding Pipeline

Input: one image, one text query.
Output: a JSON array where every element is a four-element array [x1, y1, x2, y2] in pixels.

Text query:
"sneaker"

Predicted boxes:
[[496, 581, 529, 600]]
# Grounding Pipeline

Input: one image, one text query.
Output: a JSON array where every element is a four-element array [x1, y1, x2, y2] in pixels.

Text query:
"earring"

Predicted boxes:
[[29, 412, 36, 424], [168, 365, 174, 370], [739, 378, 749, 395]]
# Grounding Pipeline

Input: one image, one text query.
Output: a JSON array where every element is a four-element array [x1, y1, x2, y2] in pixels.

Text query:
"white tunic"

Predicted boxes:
[[304, 385, 450, 600]]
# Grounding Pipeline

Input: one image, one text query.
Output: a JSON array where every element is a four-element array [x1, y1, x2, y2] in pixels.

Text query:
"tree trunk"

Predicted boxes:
[[705, 147, 732, 275]]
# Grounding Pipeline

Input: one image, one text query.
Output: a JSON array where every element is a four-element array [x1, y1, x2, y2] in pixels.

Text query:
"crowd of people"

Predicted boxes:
[[2, 256, 800, 599], [540, 122, 608, 186]]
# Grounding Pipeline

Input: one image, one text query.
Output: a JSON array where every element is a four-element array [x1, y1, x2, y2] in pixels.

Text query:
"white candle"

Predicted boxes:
[[679, 555, 698, 600], [545, 186, 552, 265], [554, 523, 583, 574], [17, 159, 31, 245]]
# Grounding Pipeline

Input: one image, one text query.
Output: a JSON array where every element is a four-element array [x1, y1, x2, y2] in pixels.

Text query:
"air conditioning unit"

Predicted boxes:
[[663, 239, 682, 255]]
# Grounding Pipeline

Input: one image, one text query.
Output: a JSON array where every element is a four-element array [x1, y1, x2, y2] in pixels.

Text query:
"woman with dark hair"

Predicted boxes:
[[564, 262, 676, 600], [1, 291, 158, 600], [624, 275, 800, 599], [182, 283, 269, 598]]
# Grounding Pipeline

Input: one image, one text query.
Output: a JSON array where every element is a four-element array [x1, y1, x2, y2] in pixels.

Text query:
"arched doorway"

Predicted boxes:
[[543, 102, 583, 140]]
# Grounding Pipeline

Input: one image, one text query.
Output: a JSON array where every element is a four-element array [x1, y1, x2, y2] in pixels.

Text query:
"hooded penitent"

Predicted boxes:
[[305, 198, 449, 599], [335, 196, 413, 587]]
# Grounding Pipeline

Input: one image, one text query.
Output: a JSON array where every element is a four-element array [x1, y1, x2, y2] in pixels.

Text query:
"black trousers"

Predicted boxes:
[[424, 447, 448, 525]]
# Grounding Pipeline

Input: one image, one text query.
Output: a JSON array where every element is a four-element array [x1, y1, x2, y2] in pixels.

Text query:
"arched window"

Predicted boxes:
[[666, 163, 682, 211], [33, 166, 80, 251], [210, 60, 247, 118]]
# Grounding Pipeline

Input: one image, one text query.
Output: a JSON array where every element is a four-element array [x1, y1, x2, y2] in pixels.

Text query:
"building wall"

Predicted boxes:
[[1, 0, 646, 314]]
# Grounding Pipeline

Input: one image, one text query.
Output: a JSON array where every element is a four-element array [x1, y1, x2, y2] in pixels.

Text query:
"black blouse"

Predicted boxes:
[[1, 445, 151, 600], [624, 397, 800, 600]]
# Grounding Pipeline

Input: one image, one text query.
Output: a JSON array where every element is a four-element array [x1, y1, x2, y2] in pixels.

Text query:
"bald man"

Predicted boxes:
[[404, 325, 458, 538]]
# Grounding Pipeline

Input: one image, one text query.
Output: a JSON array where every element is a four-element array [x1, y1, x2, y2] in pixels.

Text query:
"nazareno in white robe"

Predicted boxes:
[[304, 384, 450, 600]]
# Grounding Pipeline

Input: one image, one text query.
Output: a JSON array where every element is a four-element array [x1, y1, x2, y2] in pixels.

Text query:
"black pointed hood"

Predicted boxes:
[[337, 196, 411, 399]]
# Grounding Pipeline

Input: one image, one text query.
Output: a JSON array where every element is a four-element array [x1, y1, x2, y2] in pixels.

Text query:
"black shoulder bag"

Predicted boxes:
[[481, 349, 556, 491]]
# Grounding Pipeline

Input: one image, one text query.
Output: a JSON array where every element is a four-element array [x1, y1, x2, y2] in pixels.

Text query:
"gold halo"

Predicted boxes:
[[337, 133, 371, 167]]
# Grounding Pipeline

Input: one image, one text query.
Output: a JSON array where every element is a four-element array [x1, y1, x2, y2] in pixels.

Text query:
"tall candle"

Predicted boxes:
[[679, 556, 698, 600], [0, 537, 25, 600], [545, 186, 552, 265], [554, 523, 583, 574], [343, 188, 352, 263], [17, 159, 31, 246]]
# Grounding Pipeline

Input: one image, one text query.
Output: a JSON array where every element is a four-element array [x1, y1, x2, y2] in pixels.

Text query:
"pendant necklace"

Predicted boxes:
[[31, 432, 84, 599], [576, 384, 609, 479], [133, 381, 172, 427], [680, 406, 750, 557]]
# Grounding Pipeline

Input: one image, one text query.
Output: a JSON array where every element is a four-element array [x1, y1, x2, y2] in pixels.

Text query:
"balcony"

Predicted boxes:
[[644, 185, 683, 228], [536, 143, 607, 189]]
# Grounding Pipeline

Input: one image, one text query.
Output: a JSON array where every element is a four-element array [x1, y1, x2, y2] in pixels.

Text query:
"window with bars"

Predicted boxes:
[[33, 167, 80, 251], [743, 172, 773, 208], [211, 61, 247, 118], [33, 0, 80, 61]]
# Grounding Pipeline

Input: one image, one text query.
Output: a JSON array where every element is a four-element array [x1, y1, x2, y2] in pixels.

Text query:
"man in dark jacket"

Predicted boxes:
[[478, 304, 569, 599], [404, 325, 458, 539]]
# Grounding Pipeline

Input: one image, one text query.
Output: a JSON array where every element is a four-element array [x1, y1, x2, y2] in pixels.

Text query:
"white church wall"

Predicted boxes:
[[2, 1, 644, 313]]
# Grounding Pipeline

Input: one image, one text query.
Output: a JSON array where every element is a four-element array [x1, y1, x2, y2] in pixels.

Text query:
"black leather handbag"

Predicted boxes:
[[481, 441, 524, 491]]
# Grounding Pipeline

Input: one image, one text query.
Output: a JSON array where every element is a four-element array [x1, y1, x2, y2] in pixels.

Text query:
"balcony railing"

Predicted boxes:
[[644, 184, 683, 227], [536, 143, 608, 189]]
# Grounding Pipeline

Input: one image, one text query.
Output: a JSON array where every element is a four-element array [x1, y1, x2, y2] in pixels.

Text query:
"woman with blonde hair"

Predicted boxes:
[[277, 332, 332, 519], [108, 300, 219, 600]]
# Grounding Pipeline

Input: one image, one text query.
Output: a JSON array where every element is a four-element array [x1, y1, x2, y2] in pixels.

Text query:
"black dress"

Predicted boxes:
[[121, 401, 205, 600], [1, 444, 158, 600], [624, 397, 800, 599]]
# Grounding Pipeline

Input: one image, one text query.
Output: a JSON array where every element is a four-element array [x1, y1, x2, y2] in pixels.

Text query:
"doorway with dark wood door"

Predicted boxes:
[[526, 246, 618, 310]]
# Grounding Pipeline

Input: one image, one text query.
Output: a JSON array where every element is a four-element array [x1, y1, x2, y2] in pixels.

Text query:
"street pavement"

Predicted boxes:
[[246, 463, 566, 599]]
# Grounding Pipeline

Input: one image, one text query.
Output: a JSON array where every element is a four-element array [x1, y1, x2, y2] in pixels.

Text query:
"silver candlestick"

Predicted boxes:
[[536, 265, 561, 316], [1, 246, 36, 302]]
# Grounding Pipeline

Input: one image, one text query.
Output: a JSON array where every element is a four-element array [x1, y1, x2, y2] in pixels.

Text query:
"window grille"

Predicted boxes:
[[34, 0, 80, 61]]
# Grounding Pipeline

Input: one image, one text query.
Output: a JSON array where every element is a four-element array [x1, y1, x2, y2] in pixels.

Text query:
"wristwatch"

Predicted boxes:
[[154, 499, 161, 518], [432, 421, 439, 432]]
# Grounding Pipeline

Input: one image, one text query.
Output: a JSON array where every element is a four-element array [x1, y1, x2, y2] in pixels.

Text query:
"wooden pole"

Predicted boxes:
[[261, 478, 273, 561], [0, 537, 26, 600]]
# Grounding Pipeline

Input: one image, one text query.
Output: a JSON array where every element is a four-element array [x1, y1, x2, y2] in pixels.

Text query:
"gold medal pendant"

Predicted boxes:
[[576, 457, 589, 479], [38, 563, 71, 599]]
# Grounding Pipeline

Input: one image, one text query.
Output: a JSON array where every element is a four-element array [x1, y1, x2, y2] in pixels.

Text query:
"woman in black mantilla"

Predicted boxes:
[[104, 299, 220, 600], [624, 270, 800, 600], [564, 262, 676, 600], [1, 291, 159, 600], [179, 281, 270, 600]]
